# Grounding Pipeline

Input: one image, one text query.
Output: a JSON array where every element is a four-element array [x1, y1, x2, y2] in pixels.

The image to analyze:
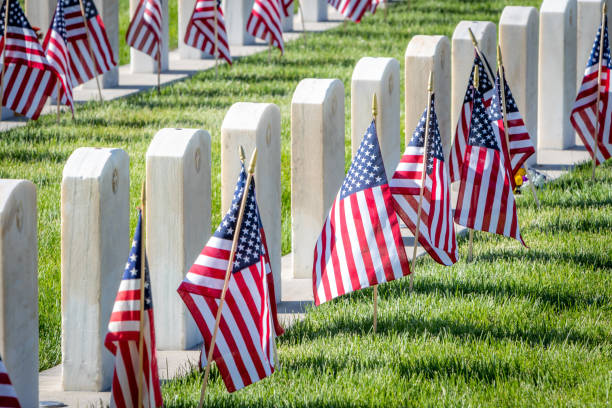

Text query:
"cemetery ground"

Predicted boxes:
[[0, 0, 610, 405]]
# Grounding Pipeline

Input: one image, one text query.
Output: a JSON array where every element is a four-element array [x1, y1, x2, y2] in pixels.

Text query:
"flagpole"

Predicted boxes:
[[593, 2, 607, 181], [56, 82, 60, 124], [197, 149, 258, 408], [383, 0, 388, 21], [297, 0, 307, 47], [409, 71, 434, 293], [268, 40, 272, 63], [213, 3, 219, 79], [157, 42, 161, 94], [137, 182, 146, 408], [497, 44, 540, 209], [77, 0, 103, 103], [467, 65, 479, 263], [468, 28, 495, 80], [372, 93, 379, 333], [0, 0, 10, 110]]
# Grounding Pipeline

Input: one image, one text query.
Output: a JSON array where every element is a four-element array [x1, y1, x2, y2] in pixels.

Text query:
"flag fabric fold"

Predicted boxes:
[[247, 0, 284, 54], [126, 0, 162, 59], [177, 163, 282, 393], [105, 211, 163, 408], [0, 355, 21, 408], [0, 0, 57, 119], [327, 0, 375, 23], [571, 15, 612, 165], [390, 94, 458, 266], [449, 53, 495, 183], [312, 119, 411, 306], [184, 0, 232, 65], [454, 84, 525, 246]]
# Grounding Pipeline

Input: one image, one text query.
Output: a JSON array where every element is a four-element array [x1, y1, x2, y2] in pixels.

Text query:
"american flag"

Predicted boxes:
[[246, 0, 284, 54], [454, 85, 525, 245], [390, 95, 458, 266], [177, 164, 282, 393], [61, 0, 117, 87], [184, 0, 232, 65], [280, 0, 293, 17], [490, 71, 536, 186], [327, 0, 373, 23], [0, 0, 57, 119], [449, 53, 495, 183], [43, 0, 74, 114], [571, 15, 612, 165], [312, 120, 410, 306], [104, 211, 163, 408], [126, 0, 162, 59], [0, 355, 20, 408]]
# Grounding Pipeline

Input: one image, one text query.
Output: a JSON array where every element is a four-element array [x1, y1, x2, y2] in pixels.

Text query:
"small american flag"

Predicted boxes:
[[0, 355, 20, 408], [0, 0, 57, 119], [104, 211, 163, 408], [184, 0, 232, 65], [449, 53, 495, 183], [280, 0, 293, 17], [327, 0, 373, 23], [390, 95, 458, 266], [246, 0, 284, 54], [126, 0, 162, 59], [43, 0, 74, 114], [178, 164, 282, 392], [454, 85, 525, 245], [571, 15, 612, 165], [61, 0, 117, 87], [490, 71, 536, 186], [312, 120, 410, 306]]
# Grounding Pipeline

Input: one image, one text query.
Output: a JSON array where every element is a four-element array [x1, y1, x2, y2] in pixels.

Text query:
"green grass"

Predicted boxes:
[[2, 2, 610, 404], [161, 161, 612, 406]]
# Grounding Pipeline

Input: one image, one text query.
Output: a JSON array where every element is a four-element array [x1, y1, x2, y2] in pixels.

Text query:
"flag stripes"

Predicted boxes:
[[247, 0, 284, 54], [0, 357, 20, 408], [328, 0, 373, 22], [184, 0, 232, 65], [126, 0, 162, 59]]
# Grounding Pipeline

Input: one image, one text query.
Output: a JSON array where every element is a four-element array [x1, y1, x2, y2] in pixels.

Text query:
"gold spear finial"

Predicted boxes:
[[372, 93, 378, 119], [428, 71, 434, 92], [468, 27, 478, 47], [239, 145, 245, 163], [248, 148, 258, 174], [603, 2, 607, 16], [497, 43, 503, 67], [474, 64, 480, 88]]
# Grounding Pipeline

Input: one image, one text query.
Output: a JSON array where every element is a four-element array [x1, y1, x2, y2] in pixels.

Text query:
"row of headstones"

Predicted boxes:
[[0, 1, 604, 403], [23, 0, 330, 88]]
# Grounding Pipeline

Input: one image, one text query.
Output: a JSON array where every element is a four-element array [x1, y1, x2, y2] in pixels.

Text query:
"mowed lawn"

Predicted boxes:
[[162, 162, 612, 406], [2, 1, 610, 403]]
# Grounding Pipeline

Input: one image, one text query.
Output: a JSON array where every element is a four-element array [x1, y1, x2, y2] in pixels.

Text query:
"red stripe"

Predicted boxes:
[[338, 198, 360, 293], [349, 193, 377, 286]]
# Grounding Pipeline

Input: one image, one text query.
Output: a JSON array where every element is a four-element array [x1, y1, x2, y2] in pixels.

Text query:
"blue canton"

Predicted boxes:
[[464, 54, 493, 103], [408, 94, 445, 174], [51, 0, 68, 41], [492, 73, 520, 117], [340, 120, 386, 199], [468, 88, 500, 151], [587, 16, 611, 69], [63, 0, 98, 19], [123, 211, 153, 310], [0, 0, 33, 35], [216, 164, 264, 273]]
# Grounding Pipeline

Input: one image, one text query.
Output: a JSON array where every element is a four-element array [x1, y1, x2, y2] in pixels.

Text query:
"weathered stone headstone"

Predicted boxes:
[[0, 180, 38, 408], [61, 147, 129, 391], [291, 79, 345, 279], [146, 128, 211, 350], [81, 0, 119, 89], [221, 103, 281, 301], [129, 0, 169, 73], [351, 57, 401, 178], [222, 0, 255, 45], [179, 0, 206, 59], [576, 0, 604, 145], [301, 0, 327, 22], [538, 0, 577, 152], [282, 7, 294, 32], [500, 6, 539, 164], [451, 21, 497, 135], [405, 35, 452, 158]]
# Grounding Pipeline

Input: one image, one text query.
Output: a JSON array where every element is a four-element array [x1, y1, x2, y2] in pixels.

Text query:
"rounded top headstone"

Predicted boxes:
[[352, 57, 400, 82], [292, 78, 344, 105], [405, 35, 450, 58]]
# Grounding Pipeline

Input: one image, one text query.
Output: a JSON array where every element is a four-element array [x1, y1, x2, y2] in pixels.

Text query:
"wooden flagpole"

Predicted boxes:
[[137, 182, 146, 408], [593, 2, 607, 181], [77, 0, 103, 102], [383, 0, 388, 21], [372, 93, 378, 333], [213, 3, 219, 79], [56, 83, 61, 124], [0, 0, 10, 113], [197, 149, 258, 408], [467, 65, 479, 263], [497, 44, 540, 208], [297, 0, 307, 47], [268, 40, 272, 63], [157, 42, 161, 94], [409, 71, 434, 293]]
